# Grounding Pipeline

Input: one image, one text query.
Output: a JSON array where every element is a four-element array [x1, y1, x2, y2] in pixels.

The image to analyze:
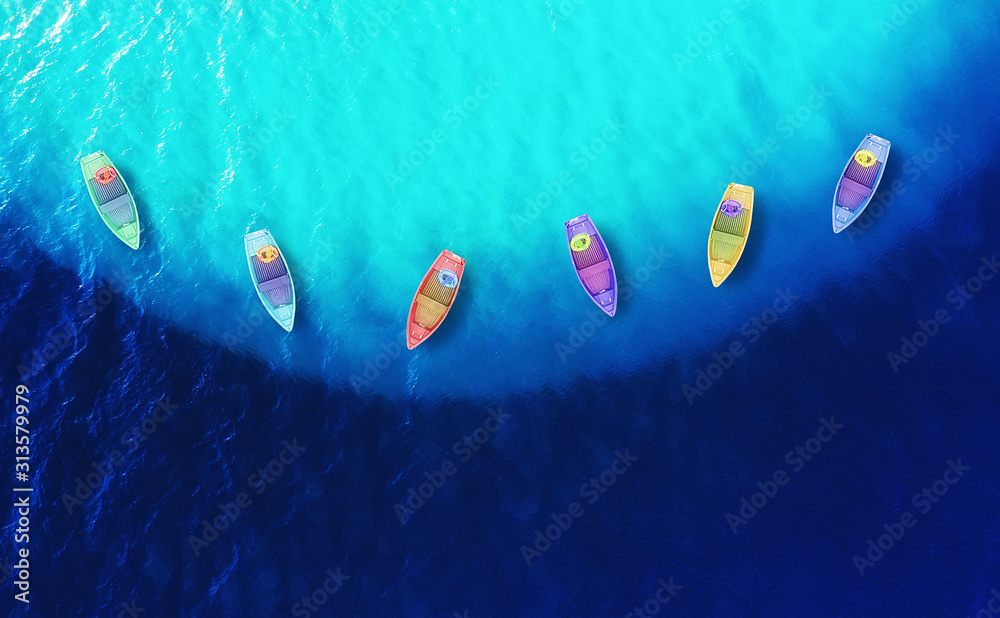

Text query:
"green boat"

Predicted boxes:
[[80, 151, 140, 250]]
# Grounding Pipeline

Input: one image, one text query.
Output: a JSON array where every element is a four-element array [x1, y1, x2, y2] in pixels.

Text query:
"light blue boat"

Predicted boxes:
[[833, 134, 891, 233], [244, 229, 296, 331]]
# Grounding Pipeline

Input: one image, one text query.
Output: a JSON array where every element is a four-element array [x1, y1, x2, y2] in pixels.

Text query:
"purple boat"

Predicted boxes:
[[833, 134, 891, 233], [565, 214, 617, 316]]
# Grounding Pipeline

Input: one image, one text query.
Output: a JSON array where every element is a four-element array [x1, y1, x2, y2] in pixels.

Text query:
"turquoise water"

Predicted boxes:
[[2, 1, 997, 399]]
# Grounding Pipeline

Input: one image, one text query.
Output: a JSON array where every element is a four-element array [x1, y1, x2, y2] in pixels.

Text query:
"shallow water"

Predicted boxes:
[[3, 0, 996, 399]]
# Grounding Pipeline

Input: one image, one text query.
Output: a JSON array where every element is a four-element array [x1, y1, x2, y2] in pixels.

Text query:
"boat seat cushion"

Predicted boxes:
[[99, 194, 135, 226], [93, 175, 127, 203], [252, 253, 289, 283], [416, 293, 448, 312], [264, 285, 292, 308], [577, 259, 611, 281], [258, 274, 290, 293], [839, 176, 874, 198], [711, 229, 745, 246], [844, 159, 882, 187], [99, 194, 132, 215]]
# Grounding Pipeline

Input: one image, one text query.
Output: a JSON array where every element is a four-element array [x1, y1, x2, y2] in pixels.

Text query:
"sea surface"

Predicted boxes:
[[1, 0, 999, 616]]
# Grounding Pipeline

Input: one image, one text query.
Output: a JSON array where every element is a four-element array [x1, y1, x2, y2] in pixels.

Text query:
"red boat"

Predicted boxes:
[[406, 250, 466, 349]]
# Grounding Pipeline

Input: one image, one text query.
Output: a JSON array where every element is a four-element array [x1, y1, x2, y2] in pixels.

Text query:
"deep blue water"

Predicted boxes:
[[2, 1, 1000, 616], [2, 168, 998, 616]]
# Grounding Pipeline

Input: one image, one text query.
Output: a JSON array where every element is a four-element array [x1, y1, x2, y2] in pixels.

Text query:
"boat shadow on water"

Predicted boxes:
[[719, 199, 765, 287], [601, 236, 629, 319], [860, 149, 904, 231], [115, 162, 155, 250]]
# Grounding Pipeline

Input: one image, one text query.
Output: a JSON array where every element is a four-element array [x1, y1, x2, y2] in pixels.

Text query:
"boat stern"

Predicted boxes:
[[833, 204, 848, 233], [710, 260, 729, 287], [593, 289, 616, 316], [407, 324, 429, 349]]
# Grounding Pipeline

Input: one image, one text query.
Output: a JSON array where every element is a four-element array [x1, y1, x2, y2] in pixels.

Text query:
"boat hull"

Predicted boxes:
[[244, 229, 296, 332], [407, 250, 466, 349], [565, 214, 617, 316], [708, 183, 754, 287], [80, 151, 140, 250], [833, 134, 891, 233]]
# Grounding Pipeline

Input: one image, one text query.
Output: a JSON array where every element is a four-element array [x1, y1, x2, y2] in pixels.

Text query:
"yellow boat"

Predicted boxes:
[[708, 183, 754, 287]]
